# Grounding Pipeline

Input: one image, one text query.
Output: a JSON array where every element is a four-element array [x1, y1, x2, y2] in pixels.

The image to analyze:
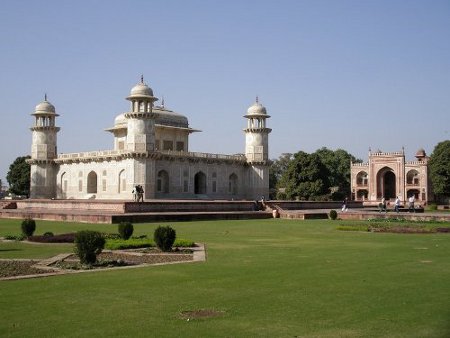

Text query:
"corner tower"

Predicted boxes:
[[244, 97, 272, 198], [29, 95, 60, 198], [125, 76, 158, 152]]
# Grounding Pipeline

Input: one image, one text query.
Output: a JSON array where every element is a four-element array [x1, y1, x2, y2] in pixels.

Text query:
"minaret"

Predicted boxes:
[[29, 95, 60, 198], [243, 97, 272, 198], [124, 76, 159, 199], [125, 76, 158, 152]]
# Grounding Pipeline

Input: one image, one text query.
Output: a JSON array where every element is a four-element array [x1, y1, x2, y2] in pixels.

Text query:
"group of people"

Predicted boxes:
[[379, 195, 416, 213], [132, 185, 144, 202]]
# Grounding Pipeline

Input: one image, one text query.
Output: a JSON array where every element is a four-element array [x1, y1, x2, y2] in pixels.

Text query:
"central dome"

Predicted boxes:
[[153, 106, 188, 128]]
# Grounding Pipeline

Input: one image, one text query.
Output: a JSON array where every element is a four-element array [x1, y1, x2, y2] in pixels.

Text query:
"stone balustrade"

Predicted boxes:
[[369, 151, 404, 156], [56, 149, 246, 163], [351, 162, 369, 167]]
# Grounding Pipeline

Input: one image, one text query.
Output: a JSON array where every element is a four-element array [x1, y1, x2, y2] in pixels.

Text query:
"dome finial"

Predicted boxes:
[[256, 95, 259, 103], [44, 93, 47, 101], [140, 74, 144, 84]]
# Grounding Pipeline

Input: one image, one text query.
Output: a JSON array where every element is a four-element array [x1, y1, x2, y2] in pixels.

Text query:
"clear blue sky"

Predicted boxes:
[[1, 0, 449, 185]]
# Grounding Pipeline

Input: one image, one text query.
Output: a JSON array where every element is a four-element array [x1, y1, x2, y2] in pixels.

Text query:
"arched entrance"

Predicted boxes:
[[157, 170, 169, 193], [87, 171, 98, 194], [407, 189, 420, 200], [357, 189, 368, 201], [194, 172, 206, 194], [118, 169, 126, 193], [60, 172, 67, 198], [229, 173, 238, 195], [376, 167, 396, 199]]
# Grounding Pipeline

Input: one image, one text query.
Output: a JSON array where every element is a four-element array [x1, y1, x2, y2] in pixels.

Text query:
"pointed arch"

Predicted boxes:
[[376, 167, 396, 199], [194, 171, 207, 194], [118, 169, 126, 193], [87, 171, 98, 194], [157, 170, 169, 193], [229, 173, 238, 195], [60, 172, 67, 198], [406, 170, 420, 185], [356, 171, 368, 186]]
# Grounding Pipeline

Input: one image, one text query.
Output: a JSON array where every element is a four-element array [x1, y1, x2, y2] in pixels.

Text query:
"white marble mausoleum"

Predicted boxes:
[[28, 77, 271, 200]]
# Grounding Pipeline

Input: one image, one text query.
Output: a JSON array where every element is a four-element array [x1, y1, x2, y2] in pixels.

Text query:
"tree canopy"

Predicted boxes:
[[429, 140, 450, 200], [6, 156, 31, 196], [272, 148, 359, 201]]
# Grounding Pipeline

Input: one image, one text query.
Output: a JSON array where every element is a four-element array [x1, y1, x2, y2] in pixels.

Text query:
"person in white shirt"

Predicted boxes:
[[394, 196, 401, 213], [408, 195, 415, 213]]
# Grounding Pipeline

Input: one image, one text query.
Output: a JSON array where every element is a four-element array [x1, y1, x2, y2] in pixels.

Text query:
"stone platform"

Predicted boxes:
[[0, 199, 273, 223], [2, 199, 447, 224]]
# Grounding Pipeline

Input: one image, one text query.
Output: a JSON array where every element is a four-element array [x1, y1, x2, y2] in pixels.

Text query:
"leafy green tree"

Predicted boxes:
[[6, 156, 31, 196], [278, 151, 330, 200], [269, 153, 293, 197], [314, 147, 359, 200], [429, 140, 450, 201]]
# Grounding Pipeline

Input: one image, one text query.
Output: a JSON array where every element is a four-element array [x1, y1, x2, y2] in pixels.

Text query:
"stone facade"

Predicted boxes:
[[28, 78, 271, 200], [350, 149, 431, 205]]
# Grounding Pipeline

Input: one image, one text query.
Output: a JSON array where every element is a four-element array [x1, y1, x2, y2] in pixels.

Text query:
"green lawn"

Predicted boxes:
[[1, 218, 450, 337]]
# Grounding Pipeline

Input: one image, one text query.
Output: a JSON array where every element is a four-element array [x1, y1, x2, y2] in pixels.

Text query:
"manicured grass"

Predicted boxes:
[[1, 218, 450, 337]]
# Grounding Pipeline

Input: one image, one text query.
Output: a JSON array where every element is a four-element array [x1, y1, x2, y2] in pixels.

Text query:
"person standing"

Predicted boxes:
[[380, 197, 387, 213], [341, 197, 348, 212], [394, 196, 401, 213], [138, 185, 144, 203], [132, 186, 138, 202], [408, 195, 415, 213]]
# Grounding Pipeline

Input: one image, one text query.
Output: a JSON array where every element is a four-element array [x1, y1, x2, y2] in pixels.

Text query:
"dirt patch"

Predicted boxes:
[[0, 260, 59, 278], [180, 309, 225, 320]]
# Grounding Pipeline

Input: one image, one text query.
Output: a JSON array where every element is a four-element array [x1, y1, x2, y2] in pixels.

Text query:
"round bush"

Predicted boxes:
[[154, 226, 176, 252], [43, 232, 54, 237], [74, 230, 105, 265], [21, 218, 36, 237], [118, 222, 134, 240], [329, 209, 338, 220]]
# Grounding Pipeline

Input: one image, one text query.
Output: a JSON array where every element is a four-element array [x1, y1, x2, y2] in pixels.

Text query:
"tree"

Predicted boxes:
[[314, 147, 360, 200], [277, 151, 330, 200], [6, 156, 31, 196], [269, 153, 293, 198], [429, 140, 450, 201]]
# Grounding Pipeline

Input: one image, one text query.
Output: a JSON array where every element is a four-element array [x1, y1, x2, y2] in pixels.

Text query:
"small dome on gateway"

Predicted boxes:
[[34, 95, 56, 114], [416, 148, 426, 157], [128, 76, 154, 98], [246, 96, 267, 115]]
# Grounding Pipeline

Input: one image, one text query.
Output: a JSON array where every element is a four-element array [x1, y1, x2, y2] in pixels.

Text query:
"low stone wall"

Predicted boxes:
[[16, 200, 126, 213], [268, 201, 363, 210], [124, 201, 256, 213]]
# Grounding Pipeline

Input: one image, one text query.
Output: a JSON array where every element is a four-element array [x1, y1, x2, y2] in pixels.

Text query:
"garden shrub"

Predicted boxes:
[[329, 210, 338, 220], [118, 222, 134, 240], [105, 237, 195, 250], [4, 234, 25, 241], [21, 218, 36, 237], [74, 230, 105, 265], [154, 226, 176, 252], [43, 232, 54, 237]]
